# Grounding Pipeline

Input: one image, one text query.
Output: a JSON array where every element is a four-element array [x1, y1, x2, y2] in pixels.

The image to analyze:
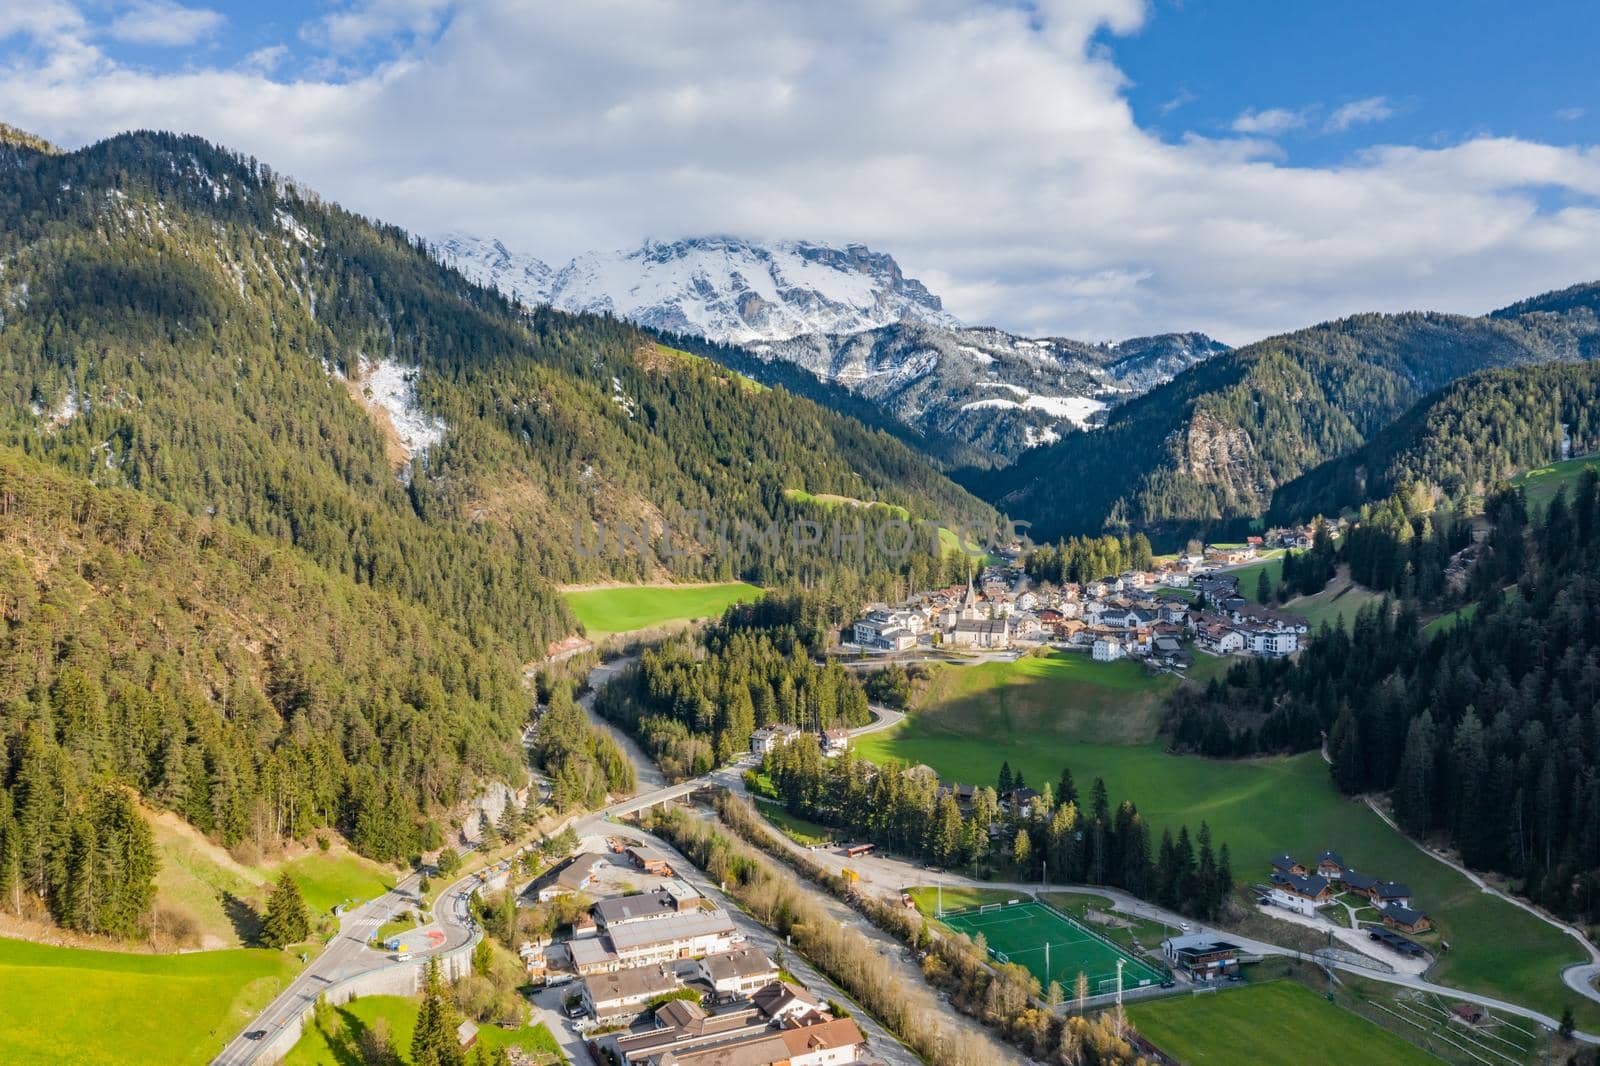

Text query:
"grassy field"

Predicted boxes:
[[754, 798, 836, 846], [151, 812, 397, 945], [1129, 980, 1440, 1065], [1226, 552, 1287, 602], [781, 488, 911, 520], [283, 995, 565, 1065], [0, 936, 299, 1065], [1040, 892, 1171, 957], [906, 885, 1022, 915], [1512, 455, 1598, 511], [562, 582, 762, 639], [891, 651, 1184, 748], [856, 695, 1599, 1029], [1282, 577, 1385, 631]]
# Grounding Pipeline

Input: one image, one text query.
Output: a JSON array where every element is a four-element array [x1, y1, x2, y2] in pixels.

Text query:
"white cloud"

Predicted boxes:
[[1230, 106, 1308, 136], [1326, 95, 1394, 133], [0, 0, 1598, 345], [1556, 106, 1587, 122], [108, 1, 225, 47]]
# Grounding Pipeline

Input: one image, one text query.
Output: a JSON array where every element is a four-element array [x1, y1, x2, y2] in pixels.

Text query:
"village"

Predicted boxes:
[[849, 531, 1322, 668], [514, 839, 869, 1066]]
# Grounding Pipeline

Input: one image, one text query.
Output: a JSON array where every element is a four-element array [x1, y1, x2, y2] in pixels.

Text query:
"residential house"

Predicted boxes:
[[527, 854, 609, 903], [777, 1018, 867, 1066], [1268, 872, 1334, 916], [1092, 636, 1125, 662], [580, 964, 682, 1022], [1197, 623, 1244, 655], [1270, 855, 1307, 877], [697, 947, 782, 1002], [749, 724, 801, 756], [820, 728, 850, 757], [1315, 851, 1345, 880], [1381, 903, 1432, 935]]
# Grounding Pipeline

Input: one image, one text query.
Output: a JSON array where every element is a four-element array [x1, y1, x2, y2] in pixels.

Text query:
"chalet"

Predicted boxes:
[[749, 724, 801, 756], [1270, 855, 1306, 877], [1343, 871, 1411, 907], [1162, 934, 1241, 979], [1197, 623, 1244, 655], [527, 854, 609, 903], [1038, 608, 1065, 626], [1314, 850, 1345, 880], [696, 947, 782, 1001], [580, 963, 682, 1022], [820, 728, 850, 757], [751, 981, 825, 1026], [1230, 604, 1311, 635], [778, 1017, 866, 1066], [1004, 787, 1043, 817], [1054, 618, 1087, 642], [1268, 872, 1334, 916], [936, 782, 977, 809], [1381, 903, 1432, 935]]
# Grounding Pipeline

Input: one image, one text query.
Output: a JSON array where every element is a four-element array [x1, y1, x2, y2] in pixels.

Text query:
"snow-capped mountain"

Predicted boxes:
[[437, 234, 957, 344], [436, 232, 1226, 463], [753, 324, 1229, 462]]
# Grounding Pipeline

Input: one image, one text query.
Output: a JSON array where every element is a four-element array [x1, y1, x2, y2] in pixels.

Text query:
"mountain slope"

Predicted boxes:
[[973, 300, 1600, 542], [1270, 361, 1600, 521], [439, 233, 957, 344], [0, 131, 993, 669], [751, 323, 1228, 463], [440, 233, 1229, 465]]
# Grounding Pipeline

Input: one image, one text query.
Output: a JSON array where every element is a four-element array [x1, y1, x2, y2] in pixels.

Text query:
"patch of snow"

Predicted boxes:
[[1023, 424, 1061, 448], [959, 392, 1106, 429], [361, 357, 447, 466], [275, 208, 314, 246], [35, 387, 79, 426], [976, 381, 1029, 398], [611, 375, 638, 418], [956, 344, 995, 365]]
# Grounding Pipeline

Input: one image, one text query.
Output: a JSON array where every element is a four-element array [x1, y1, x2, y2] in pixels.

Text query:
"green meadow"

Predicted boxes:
[[562, 582, 763, 639], [854, 653, 1600, 1030], [1129, 981, 1439, 1066], [0, 937, 299, 1065], [1512, 454, 1599, 511], [283, 995, 565, 1065]]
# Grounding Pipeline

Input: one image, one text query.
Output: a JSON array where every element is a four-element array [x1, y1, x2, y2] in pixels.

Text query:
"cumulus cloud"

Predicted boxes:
[[108, 1, 225, 47], [1326, 96, 1395, 133], [1, 0, 1598, 344], [1231, 106, 1308, 135]]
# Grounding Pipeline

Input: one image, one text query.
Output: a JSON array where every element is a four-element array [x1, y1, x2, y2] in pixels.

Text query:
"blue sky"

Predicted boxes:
[[2, 1, 1598, 342], [1108, 0, 1596, 165]]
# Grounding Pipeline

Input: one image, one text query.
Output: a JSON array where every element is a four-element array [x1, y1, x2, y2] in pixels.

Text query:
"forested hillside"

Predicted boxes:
[[0, 131, 992, 663], [0, 448, 530, 932], [1271, 362, 1600, 520], [973, 301, 1600, 542], [0, 128, 994, 938], [1171, 477, 1600, 919]]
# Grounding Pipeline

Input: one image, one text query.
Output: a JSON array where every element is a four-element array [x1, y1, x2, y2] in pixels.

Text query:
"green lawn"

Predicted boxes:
[[781, 488, 910, 520], [1423, 587, 1519, 639], [1225, 552, 1287, 603], [755, 798, 837, 846], [856, 724, 1599, 1029], [892, 651, 1181, 750], [1282, 578, 1385, 631], [1129, 981, 1439, 1065], [1040, 892, 1171, 956], [280, 853, 396, 917], [1512, 455, 1599, 511], [562, 582, 763, 639], [906, 885, 1022, 916], [284, 995, 564, 1065], [0, 936, 299, 1065]]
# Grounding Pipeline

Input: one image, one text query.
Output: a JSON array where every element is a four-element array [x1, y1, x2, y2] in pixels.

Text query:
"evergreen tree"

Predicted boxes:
[[412, 958, 464, 1066], [260, 872, 311, 949]]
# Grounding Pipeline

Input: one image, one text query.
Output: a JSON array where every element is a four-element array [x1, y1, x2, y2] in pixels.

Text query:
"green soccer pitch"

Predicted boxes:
[[939, 899, 1167, 994]]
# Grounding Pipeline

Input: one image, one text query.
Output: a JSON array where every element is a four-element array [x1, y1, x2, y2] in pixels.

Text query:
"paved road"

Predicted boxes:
[[212, 858, 483, 1066]]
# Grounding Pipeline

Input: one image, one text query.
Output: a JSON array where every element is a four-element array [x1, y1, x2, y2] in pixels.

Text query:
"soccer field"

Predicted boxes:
[[940, 900, 1166, 994]]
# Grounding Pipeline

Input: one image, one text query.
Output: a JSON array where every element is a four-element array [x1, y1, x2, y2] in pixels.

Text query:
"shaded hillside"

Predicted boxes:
[[0, 131, 992, 661], [1271, 362, 1600, 521], [0, 447, 531, 932], [972, 298, 1600, 542]]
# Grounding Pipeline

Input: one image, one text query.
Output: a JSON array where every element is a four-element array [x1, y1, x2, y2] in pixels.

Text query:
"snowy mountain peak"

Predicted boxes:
[[438, 233, 957, 344]]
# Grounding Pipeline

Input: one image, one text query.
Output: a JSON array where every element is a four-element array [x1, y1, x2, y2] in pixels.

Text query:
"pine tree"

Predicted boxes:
[[1057, 766, 1077, 806], [412, 958, 465, 1066], [260, 871, 311, 949], [997, 762, 1013, 795]]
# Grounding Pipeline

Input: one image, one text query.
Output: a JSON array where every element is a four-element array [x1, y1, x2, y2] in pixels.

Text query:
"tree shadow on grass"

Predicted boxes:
[[222, 891, 264, 945]]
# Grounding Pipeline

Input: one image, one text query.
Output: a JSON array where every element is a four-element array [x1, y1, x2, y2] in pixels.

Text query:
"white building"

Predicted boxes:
[[1092, 637, 1125, 662], [695, 947, 781, 1001]]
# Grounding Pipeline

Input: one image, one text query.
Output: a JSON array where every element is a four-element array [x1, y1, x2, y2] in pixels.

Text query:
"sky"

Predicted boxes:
[[1, 0, 1597, 344]]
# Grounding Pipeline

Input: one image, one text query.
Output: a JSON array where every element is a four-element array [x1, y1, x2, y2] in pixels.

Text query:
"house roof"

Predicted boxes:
[[661, 1034, 793, 1066], [1315, 850, 1345, 867], [655, 999, 707, 1029], [609, 908, 738, 952], [1164, 934, 1240, 954], [529, 854, 608, 896], [1372, 881, 1412, 900], [751, 981, 818, 1018], [704, 947, 778, 983], [1341, 869, 1379, 891], [456, 1020, 478, 1045], [582, 964, 680, 1005], [568, 937, 618, 969], [595, 889, 681, 927], [1272, 872, 1330, 897], [777, 1018, 865, 1057], [1270, 854, 1301, 871], [1383, 903, 1428, 925]]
